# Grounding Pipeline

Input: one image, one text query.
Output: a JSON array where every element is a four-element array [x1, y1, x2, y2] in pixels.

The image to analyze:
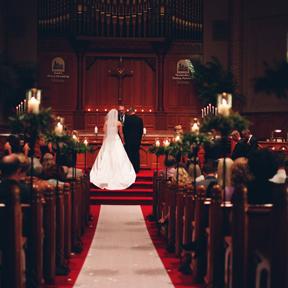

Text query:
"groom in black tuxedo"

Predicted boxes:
[[119, 106, 143, 173]]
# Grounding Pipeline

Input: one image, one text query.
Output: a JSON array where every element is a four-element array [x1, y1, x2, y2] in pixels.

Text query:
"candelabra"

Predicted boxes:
[[201, 103, 217, 118]]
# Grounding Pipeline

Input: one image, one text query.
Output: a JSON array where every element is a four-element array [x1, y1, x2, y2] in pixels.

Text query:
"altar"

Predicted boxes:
[[76, 131, 175, 171]]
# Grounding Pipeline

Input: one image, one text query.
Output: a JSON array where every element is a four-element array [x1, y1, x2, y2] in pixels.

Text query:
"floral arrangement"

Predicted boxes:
[[148, 132, 211, 160], [9, 107, 54, 150], [200, 112, 249, 136]]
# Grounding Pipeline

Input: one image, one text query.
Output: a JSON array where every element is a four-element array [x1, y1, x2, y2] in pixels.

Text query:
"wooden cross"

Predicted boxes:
[[108, 57, 134, 105]]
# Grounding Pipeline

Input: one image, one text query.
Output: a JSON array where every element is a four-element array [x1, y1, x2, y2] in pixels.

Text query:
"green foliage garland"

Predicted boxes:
[[200, 112, 249, 136]]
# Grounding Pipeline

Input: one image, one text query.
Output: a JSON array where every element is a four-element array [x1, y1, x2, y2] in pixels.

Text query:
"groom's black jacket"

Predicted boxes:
[[123, 114, 143, 148], [123, 114, 143, 173]]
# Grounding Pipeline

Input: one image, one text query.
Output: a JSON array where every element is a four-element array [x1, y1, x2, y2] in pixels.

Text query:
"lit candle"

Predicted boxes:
[[191, 123, 199, 134], [28, 96, 40, 114], [72, 134, 78, 142], [218, 98, 230, 116], [191, 118, 200, 134], [155, 139, 160, 147], [36, 89, 41, 103], [174, 135, 180, 142], [27, 90, 32, 100], [201, 109, 204, 118], [54, 122, 63, 136], [94, 126, 98, 134], [163, 139, 170, 147], [143, 127, 147, 135], [84, 138, 88, 146]]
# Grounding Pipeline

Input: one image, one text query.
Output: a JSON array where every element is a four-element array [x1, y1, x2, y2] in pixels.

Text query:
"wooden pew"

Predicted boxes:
[[246, 203, 273, 287], [55, 184, 69, 274], [167, 183, 178, 252], [182, 192, 196, 247], [175, 189, 186, 256], [43, 183, 56, 284], [152, 171, 163, 221], [24, 183, 44, 288], [190, 185, 209, 283], [231, 185, 248, 288], [0, 184, 24, 288], [270, 183, 288, 288], [70, 178, 83, 253], [63, 182, 72, 260], [232, 183, 288, 288], [205, 185, 232, 288]]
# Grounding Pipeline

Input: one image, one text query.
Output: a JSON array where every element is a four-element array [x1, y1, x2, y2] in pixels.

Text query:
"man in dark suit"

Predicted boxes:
[[118, 105, 126, 123], [122, 107, 144, 173], [242, 129, 258, 155]]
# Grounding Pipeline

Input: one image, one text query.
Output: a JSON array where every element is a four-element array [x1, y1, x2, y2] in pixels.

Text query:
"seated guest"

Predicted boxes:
[[163, 155, 177, 180], [248, 149, 278, 204], [38, 135, 54, 161], [217, 157, 234, 201], [197, 160, 217, 197], [269, 152, 287, 184], [186, 155, 202, 181], [172, 163, 192, 188], [231, 157, 252, 188], [231, 130, 249, 160], [3, 134, 22, 155], [230, 130, 241, 153], [41, 153, 67, 184], [0, 154, 31, 203]]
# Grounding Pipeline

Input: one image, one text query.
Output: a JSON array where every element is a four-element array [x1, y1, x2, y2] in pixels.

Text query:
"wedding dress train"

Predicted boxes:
[[90, 109, 136, 190]]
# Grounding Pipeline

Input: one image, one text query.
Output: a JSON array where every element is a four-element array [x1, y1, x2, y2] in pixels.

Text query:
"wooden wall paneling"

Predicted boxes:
[[38, 52, 77, 111]]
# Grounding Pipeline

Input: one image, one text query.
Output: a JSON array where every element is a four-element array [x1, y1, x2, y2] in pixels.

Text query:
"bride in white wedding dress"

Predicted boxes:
[[90, 109, 136, 190]]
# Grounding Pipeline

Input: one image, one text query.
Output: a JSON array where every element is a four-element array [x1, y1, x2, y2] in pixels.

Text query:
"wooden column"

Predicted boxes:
[[73, 40, 87, 129], [153, 42, 170, 130], [157, 52, 165, 112]]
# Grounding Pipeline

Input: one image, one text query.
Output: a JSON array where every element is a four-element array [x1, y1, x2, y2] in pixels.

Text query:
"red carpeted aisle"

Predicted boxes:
[[45, 205, 101, 288], [48, 170, 202, 288]]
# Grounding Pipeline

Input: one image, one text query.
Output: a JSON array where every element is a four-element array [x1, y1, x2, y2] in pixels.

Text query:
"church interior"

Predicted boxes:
[[0, 0, 288, 287]]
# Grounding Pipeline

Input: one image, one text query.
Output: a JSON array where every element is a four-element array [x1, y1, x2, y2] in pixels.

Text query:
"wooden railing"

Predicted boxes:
[[38, 0, 203, 41]]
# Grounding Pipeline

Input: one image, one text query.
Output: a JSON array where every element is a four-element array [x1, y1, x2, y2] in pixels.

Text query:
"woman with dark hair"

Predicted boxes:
[[3, 134, 22, 155]]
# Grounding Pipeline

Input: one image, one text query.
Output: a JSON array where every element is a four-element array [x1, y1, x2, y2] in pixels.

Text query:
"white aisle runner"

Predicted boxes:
[[74, 205, 174, 288]]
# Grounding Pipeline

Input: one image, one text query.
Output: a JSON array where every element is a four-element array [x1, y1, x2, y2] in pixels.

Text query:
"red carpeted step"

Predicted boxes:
[[90, 196, 152, 205], [90, 188, 153, 197], [89, 169, 154, 205]]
